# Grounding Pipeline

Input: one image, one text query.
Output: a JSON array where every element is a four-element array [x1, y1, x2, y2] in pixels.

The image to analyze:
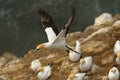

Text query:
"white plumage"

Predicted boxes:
[[114, 40, 120, 65], [45, 27, 57, 42], [37, 64, 52, 80], [36, 25, 70, 50], [30, 59, 42, 72], [114, 40, 120, 55], [116, 57, 120, 65], [35, 8, 77, 54], [69, 40, 81, 62], [79, 56, 92, 72], [67, 73, 86, 80], [108, 67, 119, 80], [116, 52, 120, 65]]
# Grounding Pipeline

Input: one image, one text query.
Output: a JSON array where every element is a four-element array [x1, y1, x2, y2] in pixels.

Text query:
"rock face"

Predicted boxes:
[[94, 13, 113, 26], [0, 13, 120, 80], [1, 0, 120, 56]]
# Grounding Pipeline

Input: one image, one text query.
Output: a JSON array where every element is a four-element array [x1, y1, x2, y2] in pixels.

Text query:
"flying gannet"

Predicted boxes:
[[34, 8, 80, 54]]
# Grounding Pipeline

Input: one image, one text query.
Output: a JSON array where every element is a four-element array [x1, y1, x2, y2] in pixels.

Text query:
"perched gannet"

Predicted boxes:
[[108, 67, 119, 80], [30, 59, 42, 72], [79, 56, 92, 72], [114, 40, 120, 55], [34, 8, 79, 54], [37, 63, 53, 80], [67, 73, 86, 80], [116, 52, 120, 65], [69, 40, 81, 62]]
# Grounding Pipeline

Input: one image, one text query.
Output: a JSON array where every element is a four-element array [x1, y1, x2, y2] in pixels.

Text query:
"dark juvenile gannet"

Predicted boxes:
[[34, 8, 80, 54]]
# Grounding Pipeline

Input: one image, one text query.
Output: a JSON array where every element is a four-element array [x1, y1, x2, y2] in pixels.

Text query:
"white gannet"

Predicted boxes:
[[108, 67, 119, 80], [30, 59, 42, 71], [114, 40, 120, 55], [67, 73, 86, 80], [34, 8, 79, 54], [79, 56, 92, 72], [116, 52, 120, 65], [37, 63, 53, 80], [69, 40, 81, 62]]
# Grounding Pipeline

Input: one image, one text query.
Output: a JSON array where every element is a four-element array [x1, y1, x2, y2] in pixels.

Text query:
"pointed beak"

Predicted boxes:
[[34, 49, 40, 52], [35, 70, 39, 74], [80, 59, 85, 65], [112, 69, 116, 73], [48, 63, 54, 67]]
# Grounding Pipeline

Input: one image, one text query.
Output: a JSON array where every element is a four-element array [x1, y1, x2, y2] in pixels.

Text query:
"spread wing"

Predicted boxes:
[[38, 9, 59, 42], [64, 7, 75, 37], [52, 7, 76, 44]]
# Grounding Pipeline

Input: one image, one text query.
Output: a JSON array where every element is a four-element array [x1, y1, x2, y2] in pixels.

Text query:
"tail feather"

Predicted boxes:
[[48, 63, 54, 67], [65, 45, 80, 54]]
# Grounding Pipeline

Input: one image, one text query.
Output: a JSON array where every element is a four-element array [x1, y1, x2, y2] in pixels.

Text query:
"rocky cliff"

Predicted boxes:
[[0, 13, 120, 80]]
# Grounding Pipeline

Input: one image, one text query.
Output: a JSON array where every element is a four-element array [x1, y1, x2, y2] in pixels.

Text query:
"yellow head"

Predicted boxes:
[[35, 43, 45, 51], [80, 58, 85, 64], [111, 68, 116, 73], [68, 73, 76, 80], [31, 59, 39, 65], [37, 43, 45, 49], [37, 67, 44, 72]]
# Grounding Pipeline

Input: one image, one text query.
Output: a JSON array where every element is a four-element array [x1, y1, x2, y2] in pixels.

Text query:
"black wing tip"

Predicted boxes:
[[71, 7, 76, 21], [38, 8, 47, 16], [38, 8, 42, 14], [38, 8, 42, 13], [38, 8, 53, 26], [37, 8, 59, 34], [67, 7, 76, 25], [71, 7, 76, 15], [63, 7, 76, 31]]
